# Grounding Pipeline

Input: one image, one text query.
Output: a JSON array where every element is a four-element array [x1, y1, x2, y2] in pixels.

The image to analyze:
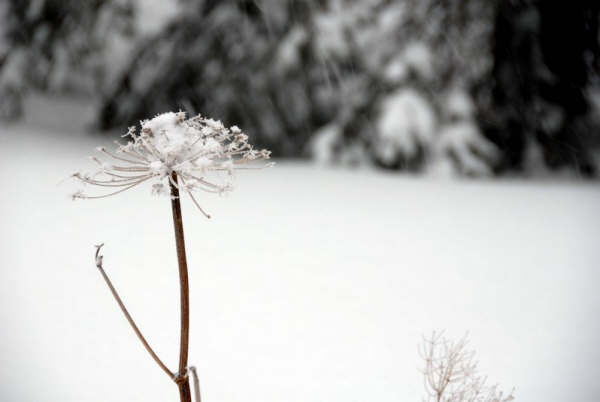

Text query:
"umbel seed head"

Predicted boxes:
[[72, 112, 272, 218]]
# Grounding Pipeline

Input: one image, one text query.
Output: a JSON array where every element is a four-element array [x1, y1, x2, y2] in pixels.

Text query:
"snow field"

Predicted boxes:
[[1, 123, 599, 402]]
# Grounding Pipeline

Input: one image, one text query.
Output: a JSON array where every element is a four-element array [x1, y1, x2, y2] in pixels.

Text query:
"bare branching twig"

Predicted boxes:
[[93, 243, 174, 379], [420, 331, 514, 402]]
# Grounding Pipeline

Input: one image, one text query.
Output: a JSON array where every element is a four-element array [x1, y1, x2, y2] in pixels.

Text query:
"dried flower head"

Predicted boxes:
[[72, 112, 272, 218]]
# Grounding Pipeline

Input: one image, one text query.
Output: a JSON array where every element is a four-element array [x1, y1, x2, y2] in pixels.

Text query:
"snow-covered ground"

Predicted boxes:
[[1, 110, 600, 402]]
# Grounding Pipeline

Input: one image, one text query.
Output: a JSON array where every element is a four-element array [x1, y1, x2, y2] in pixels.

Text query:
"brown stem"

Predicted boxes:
[[170, 172, 192, 402], [93, 244, 174, 379]]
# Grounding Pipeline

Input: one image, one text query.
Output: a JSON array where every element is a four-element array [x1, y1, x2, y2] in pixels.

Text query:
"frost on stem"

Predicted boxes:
[[420, 331, 514, 402], [71, 111, 272, 217]]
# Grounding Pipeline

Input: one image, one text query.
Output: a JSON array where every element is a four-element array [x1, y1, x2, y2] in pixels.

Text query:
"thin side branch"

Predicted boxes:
[[189, 366, 202, 402], [94, 243, 174, 379]]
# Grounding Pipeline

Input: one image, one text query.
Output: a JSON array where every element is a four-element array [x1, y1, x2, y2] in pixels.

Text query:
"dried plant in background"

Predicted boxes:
[[72, 112, 271, 402], [420, 331, 515, 402]]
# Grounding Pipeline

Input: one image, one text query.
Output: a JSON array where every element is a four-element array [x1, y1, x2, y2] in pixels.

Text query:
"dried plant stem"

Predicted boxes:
[[91, 173, 197, 402], [170, 172, 193, 402], [94, 244, 173, 379]]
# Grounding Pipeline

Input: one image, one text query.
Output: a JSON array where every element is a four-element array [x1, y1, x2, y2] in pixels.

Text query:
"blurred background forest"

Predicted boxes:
[[1, 0, 599, 178]]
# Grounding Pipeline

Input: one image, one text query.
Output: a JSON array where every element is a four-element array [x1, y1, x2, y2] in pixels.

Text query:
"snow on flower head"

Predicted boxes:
[[72, 112, 272, 218]]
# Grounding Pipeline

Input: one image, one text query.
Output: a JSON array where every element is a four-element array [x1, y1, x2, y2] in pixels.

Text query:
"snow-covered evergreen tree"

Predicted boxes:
[[0, 0, 135, 120], [306, 0, 500, 175], [478, 0, 600, 176]]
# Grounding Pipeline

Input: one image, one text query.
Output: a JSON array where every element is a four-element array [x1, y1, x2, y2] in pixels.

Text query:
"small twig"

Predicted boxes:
[[93, 243, 174, 379], [189, 366, 202, 402]]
